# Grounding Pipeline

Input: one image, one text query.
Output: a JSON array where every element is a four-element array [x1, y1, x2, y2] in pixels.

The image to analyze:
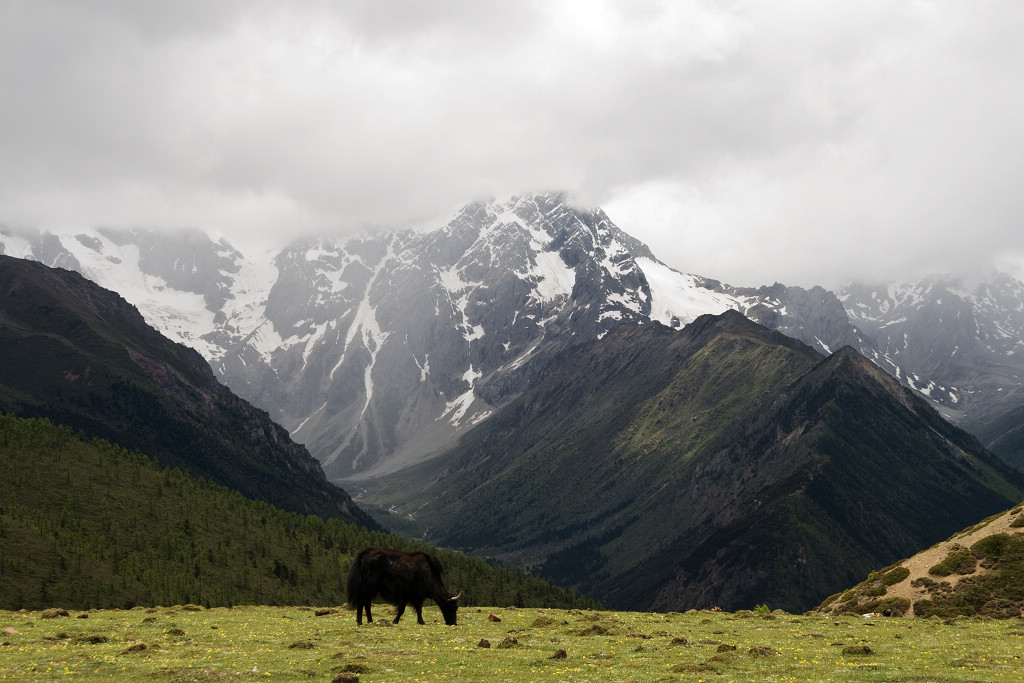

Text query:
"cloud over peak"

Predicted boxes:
[[3, 1, 1023, 287]]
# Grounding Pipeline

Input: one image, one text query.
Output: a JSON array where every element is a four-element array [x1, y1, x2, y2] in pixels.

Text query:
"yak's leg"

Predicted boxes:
[[392, 603, 406, 624], [413, 600, 425, 625], [364, 602, 373, 623]]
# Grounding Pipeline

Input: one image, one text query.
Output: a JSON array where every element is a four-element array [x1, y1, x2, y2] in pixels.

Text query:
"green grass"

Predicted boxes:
[[4, 605, 1024, 681]]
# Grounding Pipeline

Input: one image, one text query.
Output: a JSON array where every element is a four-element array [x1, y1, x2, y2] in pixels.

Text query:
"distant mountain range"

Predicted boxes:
[[0, 254, 373, 527], [357, 309, 1024, 612], [4, 193, 1023, 480]]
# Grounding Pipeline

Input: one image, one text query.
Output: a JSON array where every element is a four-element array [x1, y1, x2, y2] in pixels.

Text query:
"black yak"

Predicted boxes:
[[346, 548, 460, 625]]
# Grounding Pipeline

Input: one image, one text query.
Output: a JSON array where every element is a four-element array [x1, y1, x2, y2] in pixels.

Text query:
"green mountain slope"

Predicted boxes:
[[0, 415, 594, 611], [0, 255, 370, 525], [360, 311, 1024, 613]]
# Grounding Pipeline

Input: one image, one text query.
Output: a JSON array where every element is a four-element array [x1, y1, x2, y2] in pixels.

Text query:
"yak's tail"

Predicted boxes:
[[346, 549, 369, 608]]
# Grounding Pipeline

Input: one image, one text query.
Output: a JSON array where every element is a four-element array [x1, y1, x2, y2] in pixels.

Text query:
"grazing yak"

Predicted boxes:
[[346, 548, 460, 625]]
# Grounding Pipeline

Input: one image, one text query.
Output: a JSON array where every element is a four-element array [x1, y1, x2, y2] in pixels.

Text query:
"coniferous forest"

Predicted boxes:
[[0, 414, 596, 612]]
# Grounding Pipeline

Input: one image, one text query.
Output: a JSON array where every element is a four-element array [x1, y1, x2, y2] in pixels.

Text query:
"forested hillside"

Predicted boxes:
[[0, 415, 595, 612]]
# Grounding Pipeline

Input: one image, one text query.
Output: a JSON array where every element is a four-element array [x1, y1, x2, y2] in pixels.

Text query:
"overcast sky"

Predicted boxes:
[[2, 1, 1023, 288]]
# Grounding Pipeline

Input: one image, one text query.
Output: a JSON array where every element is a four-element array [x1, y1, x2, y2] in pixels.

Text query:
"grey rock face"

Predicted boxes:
[[97, 228, 242, 312], [838, 273, 1024, 419], [216, 194, 676, 479], [723, 282, 871, 356]]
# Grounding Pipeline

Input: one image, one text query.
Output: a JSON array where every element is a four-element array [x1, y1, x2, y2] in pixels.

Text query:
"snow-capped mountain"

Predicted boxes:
[[3, 193, 1022, 480], [0, 195, 757, 479], [214, 194, 764, 480], [838, 273, 1024, 419]]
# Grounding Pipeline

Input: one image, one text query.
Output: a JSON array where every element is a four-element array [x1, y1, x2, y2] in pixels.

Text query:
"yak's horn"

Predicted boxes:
[[451, 591, 462, 600]]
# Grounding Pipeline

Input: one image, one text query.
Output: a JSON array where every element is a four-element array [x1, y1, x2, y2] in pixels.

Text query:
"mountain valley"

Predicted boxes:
[[355, 310, 1024, 612]]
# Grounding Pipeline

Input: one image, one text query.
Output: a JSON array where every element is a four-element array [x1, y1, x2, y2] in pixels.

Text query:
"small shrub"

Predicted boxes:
[[338, 663, 369, 674], [979, 598, 1021, 619], [497, 636, 519, 649], [1010, 516, 1024, 528], [929, 546, 977, 576], [578, 623, 614, 636], [871, 597, 911, 617], [914, 599, 936, 618], [864, 585, 887, 597], [41, 609, 69, 619], [753, 603, 771, 615], [881, 567, 911, 585], [972, 533, 1011, 560]]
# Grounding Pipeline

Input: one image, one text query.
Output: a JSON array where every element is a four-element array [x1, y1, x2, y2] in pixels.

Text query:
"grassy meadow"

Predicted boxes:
[[3, 604, 1024, 681]]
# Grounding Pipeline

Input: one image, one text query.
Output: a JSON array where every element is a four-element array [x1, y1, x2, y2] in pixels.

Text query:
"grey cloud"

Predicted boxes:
[[2, 1, 1023, 287]]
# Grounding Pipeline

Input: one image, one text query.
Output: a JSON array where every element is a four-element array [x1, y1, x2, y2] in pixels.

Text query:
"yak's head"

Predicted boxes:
[[439, 591, 460, 625]]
